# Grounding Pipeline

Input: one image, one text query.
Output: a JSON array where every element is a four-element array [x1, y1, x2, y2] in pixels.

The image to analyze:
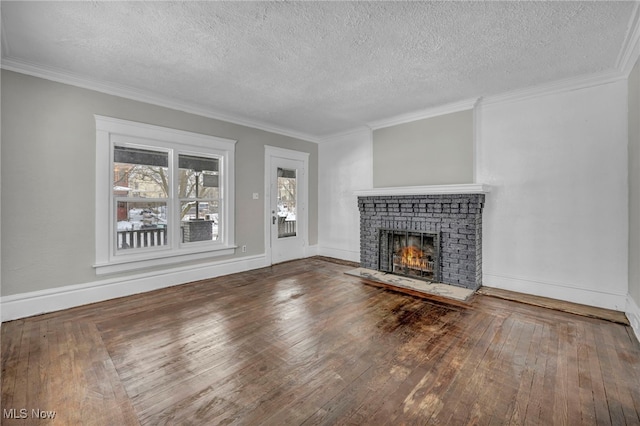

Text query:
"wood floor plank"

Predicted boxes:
[[8, 321, 34, 417], [551, 322, 572, 425], [1, 257, 639, 425], [508, 322, 543, 425], [581, 318, 614, 425], [432, 312, 519, 425], [576, 331, 598, 425], [596, 320, 640, 424], [1, 319, 24, 410]]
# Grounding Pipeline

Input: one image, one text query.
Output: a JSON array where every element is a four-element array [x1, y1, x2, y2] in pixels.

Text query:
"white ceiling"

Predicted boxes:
[[1, 1, 638, 142]]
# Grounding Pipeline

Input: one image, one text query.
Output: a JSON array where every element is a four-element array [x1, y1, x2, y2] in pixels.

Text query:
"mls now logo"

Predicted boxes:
[[3, 409, 28, 419], [3, 408, 56, 419]]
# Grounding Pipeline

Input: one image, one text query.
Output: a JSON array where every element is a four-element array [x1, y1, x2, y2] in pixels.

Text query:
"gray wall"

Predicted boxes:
[[630, 57, 640, 304], [1, 70, 318, 296], [372, 110, 473, 187]]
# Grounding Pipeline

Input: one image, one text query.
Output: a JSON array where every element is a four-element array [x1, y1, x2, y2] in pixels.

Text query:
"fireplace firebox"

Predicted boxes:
[[379, 229, 440, 282]]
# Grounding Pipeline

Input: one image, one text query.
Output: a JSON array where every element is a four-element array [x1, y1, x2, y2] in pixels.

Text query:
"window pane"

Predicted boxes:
[[116, 202, 168, 250], [178, 155, 218, 172], [178, 154, 220, 200], [180, 200, 219, 243], [277, 167, 297, 238], [114, 147, 169, 198], [115, 146, 168, 167]]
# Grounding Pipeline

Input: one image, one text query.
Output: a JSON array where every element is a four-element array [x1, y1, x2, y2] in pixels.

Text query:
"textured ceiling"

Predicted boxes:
[[1, 1, 637, 141]]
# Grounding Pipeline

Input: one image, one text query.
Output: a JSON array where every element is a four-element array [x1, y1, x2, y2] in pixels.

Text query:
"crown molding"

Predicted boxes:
[[365, 67, 626, 131], [480, 70, 626, 108], [616, 1, 640, 75], [367, 97, 478, 131], [1, 57, 323, 144], [318, 126, 372, 143]]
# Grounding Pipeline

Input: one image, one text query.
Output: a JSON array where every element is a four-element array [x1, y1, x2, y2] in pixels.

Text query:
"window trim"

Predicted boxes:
[[94, 115, 236, 275]]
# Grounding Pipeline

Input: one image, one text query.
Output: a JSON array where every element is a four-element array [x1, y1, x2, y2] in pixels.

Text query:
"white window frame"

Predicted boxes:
[[94, 115, 236, 275]]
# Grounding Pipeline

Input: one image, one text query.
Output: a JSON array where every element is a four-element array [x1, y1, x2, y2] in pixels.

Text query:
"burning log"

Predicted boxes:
[[393, 245, 433, 273]]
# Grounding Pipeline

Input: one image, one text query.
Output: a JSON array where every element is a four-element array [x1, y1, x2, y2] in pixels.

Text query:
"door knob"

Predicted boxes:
[[272, 216, 277, 225]]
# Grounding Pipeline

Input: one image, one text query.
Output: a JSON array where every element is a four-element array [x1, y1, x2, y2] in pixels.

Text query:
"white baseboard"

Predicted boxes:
[[318, 246, 360, 263], [305, 244, 319, 257], [483, 272, 628, 312], [627, 294, 640, 344], [1, 254, 269, 322]]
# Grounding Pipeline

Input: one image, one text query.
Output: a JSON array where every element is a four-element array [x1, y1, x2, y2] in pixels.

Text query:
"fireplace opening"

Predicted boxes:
[[379, 229, 440, 282]]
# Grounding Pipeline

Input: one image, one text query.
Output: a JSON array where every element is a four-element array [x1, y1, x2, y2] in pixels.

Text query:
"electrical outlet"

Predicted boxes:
[[242, 245, 247, 253], [252, 193, 259, 200]]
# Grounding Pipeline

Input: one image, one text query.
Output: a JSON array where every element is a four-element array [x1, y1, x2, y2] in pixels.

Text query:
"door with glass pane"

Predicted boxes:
[[269, 155, 306, 264]]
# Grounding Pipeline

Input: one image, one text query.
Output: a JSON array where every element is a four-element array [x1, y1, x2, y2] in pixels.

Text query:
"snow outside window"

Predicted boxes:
[[94, 116, 236, 274]]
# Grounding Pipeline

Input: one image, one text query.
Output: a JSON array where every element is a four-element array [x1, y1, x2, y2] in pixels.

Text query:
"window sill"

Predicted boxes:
[[94, 246, 237, 275]]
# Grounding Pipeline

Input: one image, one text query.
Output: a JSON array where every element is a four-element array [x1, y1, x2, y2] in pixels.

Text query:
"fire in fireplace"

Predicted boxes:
[[396, 245, 433, 274], [379, 229, 440, 282]]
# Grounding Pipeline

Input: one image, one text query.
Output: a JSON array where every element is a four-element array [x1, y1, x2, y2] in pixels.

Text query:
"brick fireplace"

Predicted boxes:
[[357, 186, 487, 290]]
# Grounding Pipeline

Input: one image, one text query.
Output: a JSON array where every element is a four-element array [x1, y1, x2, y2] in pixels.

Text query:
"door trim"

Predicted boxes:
[[264, 146, 310, 265]]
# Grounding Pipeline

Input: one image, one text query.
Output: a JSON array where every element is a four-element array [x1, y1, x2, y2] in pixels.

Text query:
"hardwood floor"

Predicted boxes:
[[2, 257, 639, 425]]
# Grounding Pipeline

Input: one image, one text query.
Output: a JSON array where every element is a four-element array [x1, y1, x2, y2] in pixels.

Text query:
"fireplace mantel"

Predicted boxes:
[[353, 183, 490, 197]]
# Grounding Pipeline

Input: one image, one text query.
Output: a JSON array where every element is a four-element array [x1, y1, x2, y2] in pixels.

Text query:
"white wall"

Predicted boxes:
[[477, 80, 629, 310], [318, 129, 373, 262]]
